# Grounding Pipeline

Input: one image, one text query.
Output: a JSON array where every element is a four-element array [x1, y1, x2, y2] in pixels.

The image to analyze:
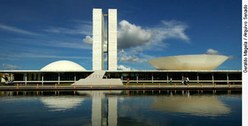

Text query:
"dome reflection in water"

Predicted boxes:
[[0, 90, 241, 126]]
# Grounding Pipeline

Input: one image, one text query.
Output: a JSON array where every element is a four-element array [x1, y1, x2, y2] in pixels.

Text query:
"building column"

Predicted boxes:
[[8, 73, 12, 81], [197, 73, 199, 83], [108, 9, 117, 70], [41, 74, 44, 86], [151, 74, 154, 83], [166, 73, 169, 83], [74, 74, 77, 82], [227, 73, 229, 84], [58, 73, 60, 84], [212, 73, 214, 84], [136, 75, 138, 83], [24, 73, 27, 85], [93, 8, 104, 70]]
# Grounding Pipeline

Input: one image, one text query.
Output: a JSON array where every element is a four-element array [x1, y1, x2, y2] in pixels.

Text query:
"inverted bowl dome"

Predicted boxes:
[[148, 54, 228, 70]]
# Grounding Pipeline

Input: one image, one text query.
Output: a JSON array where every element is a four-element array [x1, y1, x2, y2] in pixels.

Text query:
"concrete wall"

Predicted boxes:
[[108, 9, 117, 70], [93, 9, 104, 70]]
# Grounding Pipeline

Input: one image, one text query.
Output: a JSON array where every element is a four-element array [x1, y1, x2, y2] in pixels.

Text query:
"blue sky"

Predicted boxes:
[[0, 0, 241, 70]]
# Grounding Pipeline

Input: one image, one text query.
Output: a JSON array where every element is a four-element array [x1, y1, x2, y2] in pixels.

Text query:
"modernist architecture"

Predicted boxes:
[[0, 9, 242, 85], [41, 60, 86, 71], [93, 8, 117, 70], [149, 54, 228, 70]]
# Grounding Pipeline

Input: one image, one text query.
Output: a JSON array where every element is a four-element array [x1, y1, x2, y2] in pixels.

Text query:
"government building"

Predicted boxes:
[[0, 8, 242, 85]]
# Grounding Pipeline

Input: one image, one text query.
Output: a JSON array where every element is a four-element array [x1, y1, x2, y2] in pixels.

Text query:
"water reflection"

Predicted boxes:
[[0, 90, 241, 126], [120, 90, 231, 117], [90, 93, 118, 126], [40, 96, 84, 111], [38, 91, 119, 126], [83, 91, 119, 126], [152, 95, 230, 116]]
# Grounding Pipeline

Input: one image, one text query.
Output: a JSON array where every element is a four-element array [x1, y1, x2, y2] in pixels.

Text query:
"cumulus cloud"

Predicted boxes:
[[83, 20, 189, 47], [117, 20, 189, 49], [117, 20, 152, 49], [116, 20, 189, 63], [2, 64, 20, 70], [118, 49, 147, 63], [205, 48, 232, 59], [82, 19, 189, 63], [119, 54, 141, 62], [206, 48, 219, 55], [83, 35, 93, 44], [117, 65, 135, 70], [152, 20, 189, 42]]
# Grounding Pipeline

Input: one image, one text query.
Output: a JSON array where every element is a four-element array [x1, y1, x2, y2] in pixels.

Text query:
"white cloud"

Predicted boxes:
[[43, 20, 92, 35], [205, 48, 231, 59], [44, 26, 88, 35], [0, 51, 86, 60], [5, 37, 91, 50], [47, 41, 91, 50], [2, 64, 20, 70], [118, 49, 147, 63], [16, 53, 84, 59], [206, 48, 219, 55], [82, 19, 189, 64], [0, 23, 39, 36], [160, 20, 189, 41], [83, 19, 189, 48], [83, 35, 93, 44], [117, 19, 189, 63], [117, 20, 189, 50], [83, 35, 107, 52], [119, 54, 141, 62], [117, 65, 135, 70], [118, 20, 152, 49]]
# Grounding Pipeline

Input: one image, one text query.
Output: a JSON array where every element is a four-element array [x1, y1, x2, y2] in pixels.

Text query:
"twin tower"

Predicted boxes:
[[92, 8, 117, 71]]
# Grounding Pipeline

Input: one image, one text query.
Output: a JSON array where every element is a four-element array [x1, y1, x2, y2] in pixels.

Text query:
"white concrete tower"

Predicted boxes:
[[108, 9, 117, 70], [93, 8, 104, 70]]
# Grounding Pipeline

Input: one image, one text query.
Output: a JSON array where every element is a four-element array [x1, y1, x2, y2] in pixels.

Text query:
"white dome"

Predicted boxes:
[[148, 54, 228, 70], [40, 60, 86, 71]]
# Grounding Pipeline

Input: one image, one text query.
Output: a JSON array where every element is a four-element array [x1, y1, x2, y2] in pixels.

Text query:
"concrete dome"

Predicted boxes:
[[40, 60, 86, 71], [148, 54, 228, 70]]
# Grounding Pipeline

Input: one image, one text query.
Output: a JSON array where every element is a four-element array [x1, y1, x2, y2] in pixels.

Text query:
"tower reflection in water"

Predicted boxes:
[[39, 91, 119, 126], [87, 91, 118, 126], [37, 90, 233, 126]]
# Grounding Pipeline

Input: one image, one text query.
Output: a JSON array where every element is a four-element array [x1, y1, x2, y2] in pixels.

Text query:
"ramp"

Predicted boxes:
[[72, 70, 123, 86]]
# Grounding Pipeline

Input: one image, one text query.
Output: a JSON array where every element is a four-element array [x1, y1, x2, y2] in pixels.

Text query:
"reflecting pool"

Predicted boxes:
[[0, 90, 241, 126]]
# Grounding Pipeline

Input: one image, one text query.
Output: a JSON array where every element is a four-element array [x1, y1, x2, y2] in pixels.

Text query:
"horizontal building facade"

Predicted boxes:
[[0, 70, 242, 85]]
